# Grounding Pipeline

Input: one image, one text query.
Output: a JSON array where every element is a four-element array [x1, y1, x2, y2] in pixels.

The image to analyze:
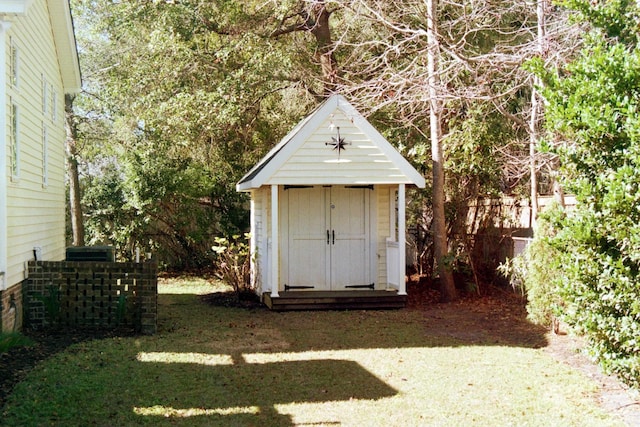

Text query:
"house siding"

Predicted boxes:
[[3, 0, 66, 293]]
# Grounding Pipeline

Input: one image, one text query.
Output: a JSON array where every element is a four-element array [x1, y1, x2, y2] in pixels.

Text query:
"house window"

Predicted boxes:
[[9, 101, 19, 179], [10, 38, 18, 88], [390, 188, 398, 241], [42, 123, 48, 186]]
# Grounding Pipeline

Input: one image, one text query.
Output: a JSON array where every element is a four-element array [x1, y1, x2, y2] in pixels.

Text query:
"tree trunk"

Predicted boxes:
[[270, 1, 339, 96], [529, 0, 546, 228], [65, 94, 85, 247], [426, 0, 456, 302], [309, 3, 339, 94], [529, 108, 538, 228]]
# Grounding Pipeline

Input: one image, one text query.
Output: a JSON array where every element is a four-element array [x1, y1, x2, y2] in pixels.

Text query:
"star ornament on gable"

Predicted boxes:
[[325, 126, 351, 158]]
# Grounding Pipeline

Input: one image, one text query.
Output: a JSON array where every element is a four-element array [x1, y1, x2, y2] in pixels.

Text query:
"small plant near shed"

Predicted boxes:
[[212, 233, 252, 299]]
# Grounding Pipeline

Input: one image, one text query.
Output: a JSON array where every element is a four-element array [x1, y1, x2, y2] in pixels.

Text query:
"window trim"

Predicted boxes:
[[9, 100, 20, 181], [10, 37, 19, 89]]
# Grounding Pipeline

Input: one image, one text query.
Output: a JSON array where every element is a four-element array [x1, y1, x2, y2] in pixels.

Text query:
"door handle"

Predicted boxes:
[[332, 230, 335, 245], [327, 230, 330, 245]]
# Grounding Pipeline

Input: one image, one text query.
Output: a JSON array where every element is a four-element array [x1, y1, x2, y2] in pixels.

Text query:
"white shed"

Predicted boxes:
[[237, 95, 425, 310]]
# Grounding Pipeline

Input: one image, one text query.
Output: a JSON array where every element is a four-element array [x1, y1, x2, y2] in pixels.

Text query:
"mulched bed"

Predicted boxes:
[[0, 328, 136, 410], [199, 289, 263, 309]]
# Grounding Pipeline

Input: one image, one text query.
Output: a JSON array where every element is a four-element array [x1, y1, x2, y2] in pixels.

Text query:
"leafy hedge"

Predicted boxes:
[[525, 0, 640, 388]]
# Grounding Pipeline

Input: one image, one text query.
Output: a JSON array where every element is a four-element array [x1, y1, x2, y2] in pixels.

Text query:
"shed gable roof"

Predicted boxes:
[[237, 95, 425, 191]]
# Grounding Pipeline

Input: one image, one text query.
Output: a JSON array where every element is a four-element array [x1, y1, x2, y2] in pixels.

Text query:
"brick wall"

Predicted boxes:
[[25, 260, 157, 334], [0, 283, 23, 333]]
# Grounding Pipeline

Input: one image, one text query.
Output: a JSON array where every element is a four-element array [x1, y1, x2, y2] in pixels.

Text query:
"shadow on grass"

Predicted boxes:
[[193, 289, 550, 351], [132, 358, 396, 425]]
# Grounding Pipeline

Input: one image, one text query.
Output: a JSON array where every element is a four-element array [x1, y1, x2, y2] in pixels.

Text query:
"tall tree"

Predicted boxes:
[[425, 0, 457, 301], [326, 0, 580, 292], [332, 0, 538, 296], [69, 0, 331, 266], [65, 94, 85, 246], [528, 0, 546, 225]]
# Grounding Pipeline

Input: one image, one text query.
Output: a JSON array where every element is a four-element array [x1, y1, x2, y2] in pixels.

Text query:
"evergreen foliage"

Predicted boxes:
[[499, 207, 565, 329], [531, 0, 640, 387], [71, 0, 314, 267]]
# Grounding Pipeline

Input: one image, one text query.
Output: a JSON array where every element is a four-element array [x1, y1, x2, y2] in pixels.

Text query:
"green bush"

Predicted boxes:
[[499, 208, 565, 331], [550, 206, 640, 388], [530, 0, 640, 388], [212, 233, 252, 298]]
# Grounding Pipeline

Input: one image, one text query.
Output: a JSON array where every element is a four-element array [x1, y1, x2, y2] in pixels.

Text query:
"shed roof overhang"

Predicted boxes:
[[48, 0, 82, 93], [237, 95, 426, 192]]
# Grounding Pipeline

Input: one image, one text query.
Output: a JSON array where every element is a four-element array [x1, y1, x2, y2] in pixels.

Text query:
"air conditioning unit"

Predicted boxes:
[[65, 246, 115, 262]]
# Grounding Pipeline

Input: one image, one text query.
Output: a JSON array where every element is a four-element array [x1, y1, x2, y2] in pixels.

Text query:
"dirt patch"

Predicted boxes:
[[407, 276, 545, 346], [199, 289, 262, 309]]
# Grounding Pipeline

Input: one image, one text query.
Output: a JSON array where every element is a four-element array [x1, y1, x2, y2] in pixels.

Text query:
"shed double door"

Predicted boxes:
[[283, 186, 371, 291]]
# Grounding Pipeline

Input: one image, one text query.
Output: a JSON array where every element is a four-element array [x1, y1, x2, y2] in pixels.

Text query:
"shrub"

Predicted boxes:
[[530, 0, 640, 387], [550, 206, 640, 388], [499, 207, 565, 332], [212, 233, 252, 298]]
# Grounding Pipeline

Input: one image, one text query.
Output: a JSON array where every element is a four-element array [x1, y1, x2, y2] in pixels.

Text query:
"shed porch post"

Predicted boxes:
[[398, 184, 407, 295], [270, 185, 280, 297], [249, 195, 256, 290]]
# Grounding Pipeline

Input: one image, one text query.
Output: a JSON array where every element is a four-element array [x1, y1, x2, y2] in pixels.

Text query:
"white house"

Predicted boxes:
[[0, 0, 81, 331], [237, 95, 425, 310]]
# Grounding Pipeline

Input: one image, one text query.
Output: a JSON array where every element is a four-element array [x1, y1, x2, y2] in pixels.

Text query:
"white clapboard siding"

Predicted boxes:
[[2, 0, 75, 290], [267, 115, 413, 186], [376, 186, 393, 287]]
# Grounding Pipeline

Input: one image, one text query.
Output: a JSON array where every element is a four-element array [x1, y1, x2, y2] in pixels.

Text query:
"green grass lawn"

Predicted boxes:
[[1, 278, 627, 426]]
